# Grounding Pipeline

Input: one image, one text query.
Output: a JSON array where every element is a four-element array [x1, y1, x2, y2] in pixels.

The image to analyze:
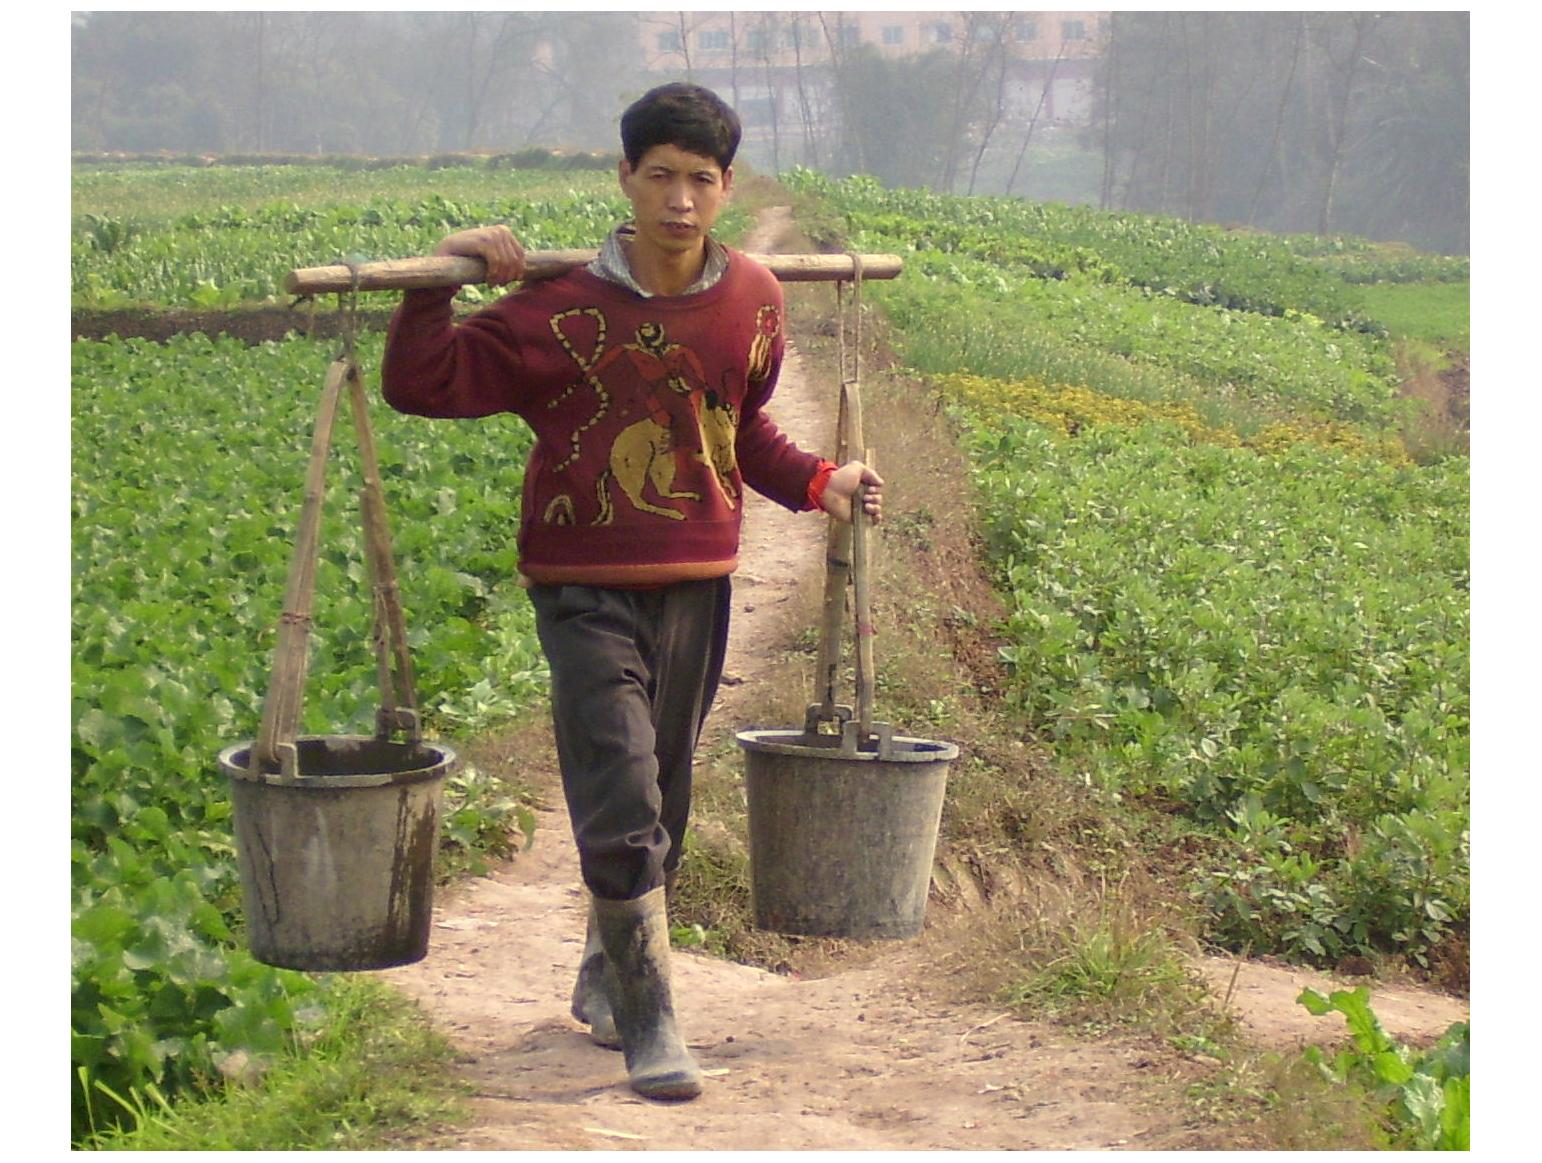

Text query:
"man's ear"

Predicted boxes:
[[618, 157, 634, 189], [721, 165, 734, 198]]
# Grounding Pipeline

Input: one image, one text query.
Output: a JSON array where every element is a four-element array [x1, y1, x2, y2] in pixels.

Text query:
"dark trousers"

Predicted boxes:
[[528, 578, 731, 901]]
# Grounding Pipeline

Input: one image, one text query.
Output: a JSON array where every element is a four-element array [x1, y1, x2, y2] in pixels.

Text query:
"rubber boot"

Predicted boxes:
[[570, 904, 621, 1049], [592, 887, 703, 1101], [572, 870, 675, 1050]]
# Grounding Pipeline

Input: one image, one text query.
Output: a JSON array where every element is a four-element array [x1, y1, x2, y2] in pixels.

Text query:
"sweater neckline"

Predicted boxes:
[[565, 250, 741, 309]]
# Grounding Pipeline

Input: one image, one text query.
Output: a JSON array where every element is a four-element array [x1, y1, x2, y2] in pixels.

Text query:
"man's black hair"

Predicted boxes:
[[620, 82, 741, 171]]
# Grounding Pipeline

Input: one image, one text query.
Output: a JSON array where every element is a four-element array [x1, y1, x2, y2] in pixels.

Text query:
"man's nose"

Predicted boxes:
[[668, 181, 694, 211]]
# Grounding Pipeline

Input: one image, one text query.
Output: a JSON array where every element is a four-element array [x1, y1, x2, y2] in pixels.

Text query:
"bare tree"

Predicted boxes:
[[728, 11, 741, 111], [965, 14, 1015, 194], [1005, 40, 1069, 198], [789, 15, 820, 167], [461, 13, 527, 148], [817, 11, 862, 173], [756, 14, 782, 174], [937, 13, 998, 191], [1155, 14, 1179, 212], [676, 11, 694, 79], [1098, 12, 1120, 208], [1247, 12, 1307, 226], [1178, 12, 1222, 221], [253, 11, 266, 152], [1314, 11, 1378, 235]]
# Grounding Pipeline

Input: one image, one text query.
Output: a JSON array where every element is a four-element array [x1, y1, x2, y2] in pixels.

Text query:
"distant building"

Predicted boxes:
[[630, 11, 1106, 164]]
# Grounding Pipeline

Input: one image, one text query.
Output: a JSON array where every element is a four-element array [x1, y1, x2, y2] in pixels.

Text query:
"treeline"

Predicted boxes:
[[816, 11, 1469, 254], [70, 11, 644, 158], [1096, 11, 1469, 254], [71, 10, 1468, 254]]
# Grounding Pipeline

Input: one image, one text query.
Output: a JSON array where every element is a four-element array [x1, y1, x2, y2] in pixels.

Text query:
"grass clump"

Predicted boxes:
[[79, 976, 464, 1151], [952, 854, 1227, 1050], [1002, 920, 1184, 1017]]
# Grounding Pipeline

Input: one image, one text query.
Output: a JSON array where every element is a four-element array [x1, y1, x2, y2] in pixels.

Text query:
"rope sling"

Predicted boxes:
[[251, 270, 420, 780]]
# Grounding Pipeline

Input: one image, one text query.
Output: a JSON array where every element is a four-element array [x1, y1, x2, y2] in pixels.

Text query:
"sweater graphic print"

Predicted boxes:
[[538, 304, 777, 527], [381, 252, 821, 587]]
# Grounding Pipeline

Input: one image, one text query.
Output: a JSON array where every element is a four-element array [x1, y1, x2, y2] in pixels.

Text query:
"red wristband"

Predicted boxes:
[[805, 461, 838, 510]]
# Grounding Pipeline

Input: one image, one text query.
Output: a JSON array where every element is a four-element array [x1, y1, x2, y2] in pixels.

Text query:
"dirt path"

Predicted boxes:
[[380, 208, 1467, 1150]]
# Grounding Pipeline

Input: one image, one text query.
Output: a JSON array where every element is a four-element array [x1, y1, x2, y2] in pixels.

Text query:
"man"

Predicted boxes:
[[381, 82, 882, 1101]]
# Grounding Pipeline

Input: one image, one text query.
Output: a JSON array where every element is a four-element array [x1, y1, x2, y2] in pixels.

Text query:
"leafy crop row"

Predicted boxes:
[[72, 163, 616, 222], [73, 186, 628, 309], [783, 170, 1408, 435], [963, 412, 1468, 963], [71, 332, 544, 1134], [1263, 233, 1470, 286], [786, 169, 1384, 327], [935, 373, 1410, 466], [884, 261, 1405, 430], [72, 165, 753, 310]]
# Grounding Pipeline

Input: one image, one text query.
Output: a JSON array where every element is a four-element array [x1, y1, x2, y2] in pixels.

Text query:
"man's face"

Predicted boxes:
[[618, 143, 733, 260]]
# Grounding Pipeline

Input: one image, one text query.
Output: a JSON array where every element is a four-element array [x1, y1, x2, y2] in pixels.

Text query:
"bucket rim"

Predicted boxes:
[[735, 727, 958, 763], [219, 734, 457, 788]]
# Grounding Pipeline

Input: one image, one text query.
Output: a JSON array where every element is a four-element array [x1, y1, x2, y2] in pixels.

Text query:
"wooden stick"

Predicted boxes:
[[253, 358, 349, 777], [344, 359, 419, 735], [814, 388, 853, 720], [284, 251, 903, 296], [852, 448, 877, 741]]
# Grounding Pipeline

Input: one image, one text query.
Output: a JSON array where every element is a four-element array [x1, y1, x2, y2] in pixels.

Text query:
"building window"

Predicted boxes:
[[699, 29, 729, 52], [656, 30, 681, 53], [882, 25, 903, 46], [839, 23, 860, 47], [1062, 20, 1087, 42], [1015, 19, 1038, 42], [739, 95, 776, 122], [929, 22, 954, 45], [746, 28, 769, 56]]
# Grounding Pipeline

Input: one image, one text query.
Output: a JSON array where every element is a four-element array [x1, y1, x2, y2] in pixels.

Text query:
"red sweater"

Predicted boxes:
[[381, 249, 826, 587]]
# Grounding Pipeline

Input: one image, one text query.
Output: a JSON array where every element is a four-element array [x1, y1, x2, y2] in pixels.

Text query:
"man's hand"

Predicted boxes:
[[434, 225, 526, 286], [820, 461, 884, 525]]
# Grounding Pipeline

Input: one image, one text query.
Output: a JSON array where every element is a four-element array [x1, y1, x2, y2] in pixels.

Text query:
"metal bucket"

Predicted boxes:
[[218, 734, 456, 971], [736, 722, 957, 939]]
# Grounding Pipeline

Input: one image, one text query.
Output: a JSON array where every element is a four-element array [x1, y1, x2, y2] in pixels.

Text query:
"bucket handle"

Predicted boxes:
[[842, 717, 897, 760], [801, 703, 898, 760], [251, 354, 421, 781]]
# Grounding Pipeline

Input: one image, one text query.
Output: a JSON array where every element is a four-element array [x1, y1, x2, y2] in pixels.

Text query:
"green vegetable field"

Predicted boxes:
[[71, 330, 551, 1135], [71, 159, 1467, 1142], [70, 166, 641, 1136], [787, 169, 1469, 970]]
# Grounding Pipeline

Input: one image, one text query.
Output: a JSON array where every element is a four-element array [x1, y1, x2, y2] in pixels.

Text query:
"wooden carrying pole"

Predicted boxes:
[[285, 251, 902, 295]]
